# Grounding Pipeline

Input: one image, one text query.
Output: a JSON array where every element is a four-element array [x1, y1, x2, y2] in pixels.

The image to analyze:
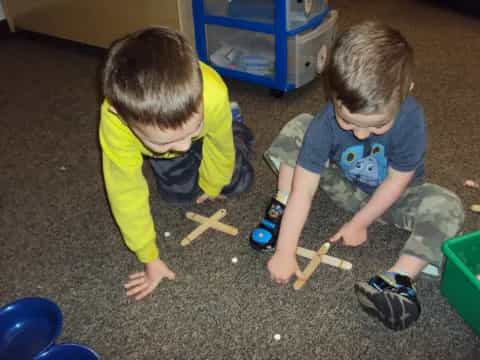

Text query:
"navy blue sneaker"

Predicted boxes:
[[355, 272, 421, 331], [249, 198, 285, 252]]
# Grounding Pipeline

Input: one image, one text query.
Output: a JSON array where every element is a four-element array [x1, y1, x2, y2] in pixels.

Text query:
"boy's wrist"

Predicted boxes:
[[276, 240, 299, 258], [198, 176, 223, 197], [145, 257, 163, 269], [350, 212, 374, 229], [136, 241, 160, 263], [146, 257, 161, 264]]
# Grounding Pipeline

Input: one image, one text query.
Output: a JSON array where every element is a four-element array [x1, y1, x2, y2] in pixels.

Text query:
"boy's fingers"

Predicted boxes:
[[126, 282, 149, 297], [128, 272, 145, 279], [271, 273, 289, 284], [135, 285, 155, 300], [270, 273, 279, 283], [196, 194, 226, 203], [166, 270, 176, 280], [196, 194, 207, 204], [329, 232, 342, 243], [295, 269, 306, 281], [124, 277, 146, 289]]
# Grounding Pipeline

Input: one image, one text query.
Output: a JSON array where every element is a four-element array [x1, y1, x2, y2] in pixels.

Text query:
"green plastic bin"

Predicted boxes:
[[441, 230, 480, 335]]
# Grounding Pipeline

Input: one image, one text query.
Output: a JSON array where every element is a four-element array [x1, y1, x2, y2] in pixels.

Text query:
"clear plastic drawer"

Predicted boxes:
[[203, 0, 328, 31], [287, 10, 337, 87], [206, 25, 275, 78]]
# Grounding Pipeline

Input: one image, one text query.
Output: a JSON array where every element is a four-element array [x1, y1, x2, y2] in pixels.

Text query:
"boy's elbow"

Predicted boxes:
[[387, 168, 415, 187]]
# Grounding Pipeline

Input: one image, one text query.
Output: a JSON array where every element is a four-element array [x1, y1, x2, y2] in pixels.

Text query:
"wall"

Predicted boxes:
[[0, 2, 5, 21], [0, 0, 195, 48]]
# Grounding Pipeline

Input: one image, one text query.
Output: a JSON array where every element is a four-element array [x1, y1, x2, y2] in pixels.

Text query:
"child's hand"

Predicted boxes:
[[196, 193, 227, 204], [124, 258, 175, 300], [267, 252, 305, 285], [330, 221, 367, 246]]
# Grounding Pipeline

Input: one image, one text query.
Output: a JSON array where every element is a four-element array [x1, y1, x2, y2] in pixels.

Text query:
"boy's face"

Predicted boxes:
[[334, 101, 395, 140], [130, 107, 204, 154]]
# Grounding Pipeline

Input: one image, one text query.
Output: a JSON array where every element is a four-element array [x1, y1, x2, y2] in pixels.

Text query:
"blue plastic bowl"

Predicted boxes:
[[0, 297, 62, 360], [35, 344, 101, 360]]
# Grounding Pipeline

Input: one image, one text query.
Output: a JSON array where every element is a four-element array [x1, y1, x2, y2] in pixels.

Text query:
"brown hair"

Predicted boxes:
[[102, 27, 202, 129], [325, 21, 414, 115]]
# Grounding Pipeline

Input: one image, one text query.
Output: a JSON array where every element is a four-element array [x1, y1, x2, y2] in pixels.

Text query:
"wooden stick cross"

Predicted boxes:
[[180, 208, 238, 247], [180, 208, 352, 290], [294, 242, 352, 290]]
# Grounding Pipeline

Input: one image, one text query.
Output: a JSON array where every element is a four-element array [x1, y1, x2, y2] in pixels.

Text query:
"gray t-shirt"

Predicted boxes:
[[298, 96, 427, 193]]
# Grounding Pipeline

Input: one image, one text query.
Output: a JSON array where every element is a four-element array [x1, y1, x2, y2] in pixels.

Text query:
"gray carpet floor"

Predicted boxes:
[[1, 0, 479, 359]]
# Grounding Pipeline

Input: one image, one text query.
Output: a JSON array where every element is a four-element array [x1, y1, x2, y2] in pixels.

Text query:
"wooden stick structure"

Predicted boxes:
[[471, 204, 480, 213], [185, 211, 238, 236], [294, 242, 352, 290], [180, 208, 238, 247], [296, 247, 352, 270], [294, 242, 331, 290]]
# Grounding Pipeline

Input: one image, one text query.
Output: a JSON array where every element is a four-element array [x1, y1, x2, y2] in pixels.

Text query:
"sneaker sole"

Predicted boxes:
[[248, 238, 276, 253], [354, 282, 420, 331]]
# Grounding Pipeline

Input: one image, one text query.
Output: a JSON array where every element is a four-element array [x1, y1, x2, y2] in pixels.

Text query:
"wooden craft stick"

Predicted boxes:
[[296, 247, 319, 259], [180, 209, 227, 246], [296, 247, 352, 270], [185, 212, 238, 236], [294, 242, 331, 290], [471, 204, 480, 213]]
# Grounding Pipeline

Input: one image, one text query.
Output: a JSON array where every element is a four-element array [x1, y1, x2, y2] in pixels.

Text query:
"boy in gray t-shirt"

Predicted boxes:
[[250, 22, 464, 331]]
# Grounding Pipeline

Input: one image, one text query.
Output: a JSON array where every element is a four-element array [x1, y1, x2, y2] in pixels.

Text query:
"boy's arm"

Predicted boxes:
[[198, 90, 235, 197], [99, 109, 159, 263], [268, 165, 320, 284], [276, 165, 321, 255], [102, 148, 177, 300], [351, 166, 414, 227], [101, 153, 158, 262], [330, 166, 415, 245]]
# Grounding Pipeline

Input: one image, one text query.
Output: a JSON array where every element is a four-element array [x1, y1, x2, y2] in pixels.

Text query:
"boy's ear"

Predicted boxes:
[[316, 45, 328, 74]]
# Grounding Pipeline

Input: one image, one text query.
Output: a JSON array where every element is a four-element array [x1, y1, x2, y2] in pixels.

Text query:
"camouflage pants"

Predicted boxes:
[[265, 113, 465, 267]]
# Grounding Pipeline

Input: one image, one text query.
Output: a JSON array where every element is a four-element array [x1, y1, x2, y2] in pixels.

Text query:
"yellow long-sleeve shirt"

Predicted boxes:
[[99, 63, 234, 263]]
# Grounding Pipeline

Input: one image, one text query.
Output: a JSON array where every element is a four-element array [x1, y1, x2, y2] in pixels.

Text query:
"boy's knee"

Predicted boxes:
[[264, 113, 314, 173], [284, 113, 315, 133], [446, 191, 465, 219], [418, 184, 465, 236], [432, 185, 464, 220]]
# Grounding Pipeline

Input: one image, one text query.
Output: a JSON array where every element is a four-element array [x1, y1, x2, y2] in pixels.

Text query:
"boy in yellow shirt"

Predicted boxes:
[[99, 27, 254, 300]]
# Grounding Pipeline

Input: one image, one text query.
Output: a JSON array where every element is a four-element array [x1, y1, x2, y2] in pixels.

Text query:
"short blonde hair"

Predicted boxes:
[[326, 22, 414, 115]]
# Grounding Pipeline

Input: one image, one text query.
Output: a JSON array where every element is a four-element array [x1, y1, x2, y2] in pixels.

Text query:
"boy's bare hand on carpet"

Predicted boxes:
[[196, 193, 227, 204], [124, 258, 175, 300], [330, 221, 368, 246], [268, 251, 305, 285]]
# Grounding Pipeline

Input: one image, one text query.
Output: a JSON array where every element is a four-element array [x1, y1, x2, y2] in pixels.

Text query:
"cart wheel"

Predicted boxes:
[[270, 89, 285, 98]]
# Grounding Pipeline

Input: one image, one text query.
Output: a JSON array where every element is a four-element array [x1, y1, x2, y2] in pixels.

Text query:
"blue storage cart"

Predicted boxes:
[[193, 0, 338, 94]]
